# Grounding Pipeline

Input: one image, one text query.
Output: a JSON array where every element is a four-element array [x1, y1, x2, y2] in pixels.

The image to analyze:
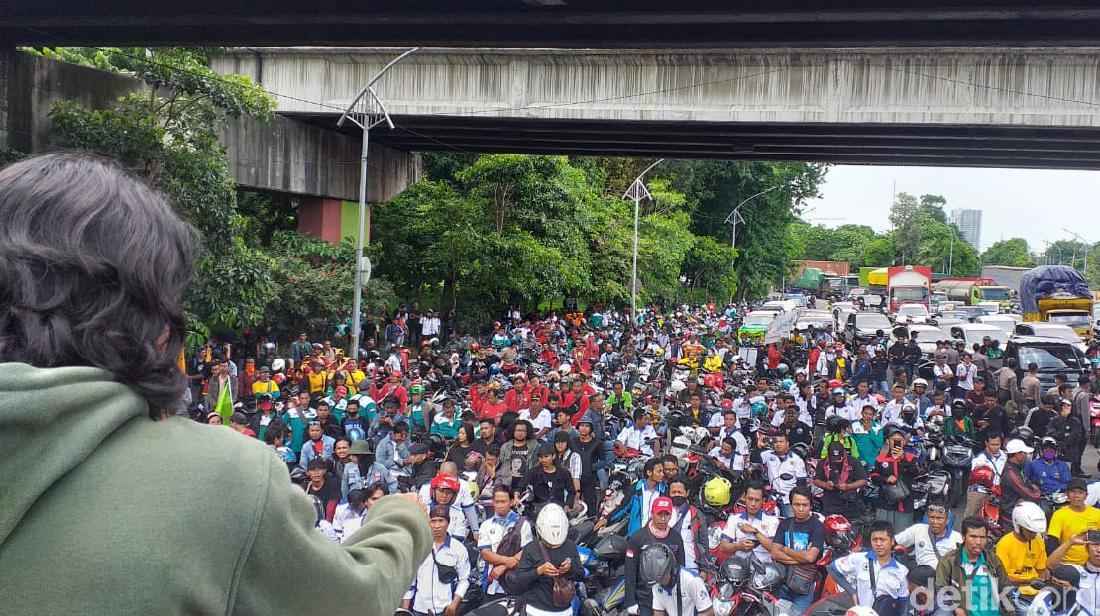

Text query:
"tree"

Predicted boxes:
[[861, 238, 896, 267], [889, 192, 923, 263], [918, 194, 948, 224], [916, 222, 979, 276], [981, 238, 1036, 268]]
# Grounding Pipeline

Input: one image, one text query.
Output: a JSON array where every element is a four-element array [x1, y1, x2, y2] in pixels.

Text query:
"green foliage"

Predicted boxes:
[[982, 238, 1036, 268], [861, 238, 897, 267], [916, 221, 979, 276]]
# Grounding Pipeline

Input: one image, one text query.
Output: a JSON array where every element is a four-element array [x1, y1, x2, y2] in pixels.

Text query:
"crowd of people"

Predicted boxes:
[[185, 299, 1100, 616]]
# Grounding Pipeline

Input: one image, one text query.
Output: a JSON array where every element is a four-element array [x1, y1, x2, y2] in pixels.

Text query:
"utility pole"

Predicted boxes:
[[337, 47, 418, 359], [725, 185, 781, 302], [1063, 228, 1092, 276], [947, 231, 954, 276], [622, 159, 664, 323]]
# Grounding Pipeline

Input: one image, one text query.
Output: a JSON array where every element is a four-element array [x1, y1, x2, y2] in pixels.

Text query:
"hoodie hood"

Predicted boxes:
[[0, 362, 147, 548]]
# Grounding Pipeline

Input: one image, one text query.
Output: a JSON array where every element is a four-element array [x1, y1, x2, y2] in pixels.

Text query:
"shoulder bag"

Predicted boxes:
[[537, 541, 576, 609]]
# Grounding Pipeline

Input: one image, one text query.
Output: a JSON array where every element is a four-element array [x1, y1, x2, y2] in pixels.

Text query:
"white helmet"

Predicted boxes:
[[669, 435, 692, 458], [558, 363, 572, 376], [536, 503, 569, 547], [669, 380, 687, 394], [845, 608, 877, 616], [271, 358, 286, 373], [912, 378, 929, 388], [1012, 501, 1047, 535]]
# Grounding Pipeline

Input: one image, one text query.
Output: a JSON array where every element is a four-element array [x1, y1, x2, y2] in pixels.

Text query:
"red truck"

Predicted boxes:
[[887, 265, 932, 313]]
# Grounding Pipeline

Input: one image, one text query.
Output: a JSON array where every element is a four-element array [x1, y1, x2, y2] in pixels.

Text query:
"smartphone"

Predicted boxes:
[[1087, 530, 1100, 544], [561, 558, 572, 567]]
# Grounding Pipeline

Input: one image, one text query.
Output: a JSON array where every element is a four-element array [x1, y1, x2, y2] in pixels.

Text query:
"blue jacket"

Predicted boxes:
[[342, 460, 398, 497], [298, 435, 336, 469], [375, 434, 411, 475], [608, 479, 667, 535], [1024, 458, 1071, 494]]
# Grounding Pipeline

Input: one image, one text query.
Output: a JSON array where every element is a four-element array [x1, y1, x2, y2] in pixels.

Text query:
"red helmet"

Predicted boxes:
[[969, 466, 995, 490], [720, 399, 734, 410], [390, 370, 403, 378], [824, 515, 855, 551], [828, 379, 843, 390], [431, 473, 461, 493]]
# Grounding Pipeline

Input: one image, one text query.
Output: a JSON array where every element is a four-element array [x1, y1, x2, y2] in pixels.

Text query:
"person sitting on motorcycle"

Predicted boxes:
[[642, 542, 714, 616], [971, 390, 1006, 446], [814, 440, 868, 517], [517, 443, 577, 513], [760, 432, 807, 518], [616, 408, 660, 459], [830, 520, 910, 616], [625, 497, 686, 616], [1024, 395, 1058, 440], [1025, 437, 1071, 500], [1047, 477, 1100, 567], [849, 379, 881, 418], [924, 389, 949, 422], [511, 504, 584, 616], [607, 380, 634, 415], [895, 501, 962, 568], [824, 387, 858, 423], [477, 485, 534, 599], [709, 437, 740, 471], [402, 505, 471, 616], [668, 475, 705, 571], [871, 427, 921, 531], [685, 391, 712, 428], [995, 501, 1050, 610], [678, 376, 703, 405], [897, 403, 925, 438], [777, 403, 813, 449], [420, 471, 478, 541], [596, 457, 667, 534], [720, 483, 779, 563], [741, 486, 825, 614], [998, 439, 1043, 530], [963, 433, 1007, 520]]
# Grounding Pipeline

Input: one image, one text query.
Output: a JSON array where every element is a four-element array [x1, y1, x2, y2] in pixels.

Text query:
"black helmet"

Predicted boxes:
[[882, 422, 903, 440], [721, 556, 751, 586], [593, 535, 628, 565], [824, 415, 850, 434], [639, 543, 678, 586], [1011, 425, 1035, 444]]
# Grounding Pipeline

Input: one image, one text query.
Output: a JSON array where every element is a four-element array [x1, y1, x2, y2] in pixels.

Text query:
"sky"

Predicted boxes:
[[801, 165, 1100, 254]]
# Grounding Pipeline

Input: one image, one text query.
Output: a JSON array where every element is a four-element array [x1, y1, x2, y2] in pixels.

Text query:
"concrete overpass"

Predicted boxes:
[[211, 47, 1100, 169], [6, 1, 1100, 49]]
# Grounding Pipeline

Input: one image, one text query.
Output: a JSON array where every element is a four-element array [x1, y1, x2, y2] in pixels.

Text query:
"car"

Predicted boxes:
[[738, 310, 777, 344], [932, 317, 966, 328], [794, 312, 833, 334], [977, 314, 1021, 334], [895, 323, 951, 357], [955, 306, 987, 322], [834, 307, 856, 334], [832, 301, 856, 314], [845, 311, 894, 347], [1013, 322, 1087, 352], [977, 301, 1001, 316], [762, 299, 799, 314], [1004, 335, 1091, 388], [893, 303, 930, 324], [948, 323, 1009, 350]]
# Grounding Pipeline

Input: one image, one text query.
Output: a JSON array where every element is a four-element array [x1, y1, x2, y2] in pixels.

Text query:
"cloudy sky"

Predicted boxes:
[[802, 165, 1100, 253]]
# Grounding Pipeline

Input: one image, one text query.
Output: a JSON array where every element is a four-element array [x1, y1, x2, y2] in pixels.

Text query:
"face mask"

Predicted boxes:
[[671, 495, 688, 508], [1043, 450, 1057, 461]]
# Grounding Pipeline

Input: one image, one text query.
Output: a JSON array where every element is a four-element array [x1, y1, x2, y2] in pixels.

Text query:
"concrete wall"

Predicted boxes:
[[0, 48, 419, 203], [211, 47, 1100, 128]]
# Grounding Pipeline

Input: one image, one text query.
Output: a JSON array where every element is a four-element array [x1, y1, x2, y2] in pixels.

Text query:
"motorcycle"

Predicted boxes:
[[709, 555, 793, 616], [577, 535, 628, 616], [941, 433, 975, 510]]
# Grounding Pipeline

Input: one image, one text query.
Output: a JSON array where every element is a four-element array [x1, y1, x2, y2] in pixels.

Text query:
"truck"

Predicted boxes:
[[791, 267, 824, 294], [859, 266, 879, 289], [932, 278, 1014, 308], [1020, 265, 1094, 339], [982, 265, 1030, 291], [887, 265, 932, 313]]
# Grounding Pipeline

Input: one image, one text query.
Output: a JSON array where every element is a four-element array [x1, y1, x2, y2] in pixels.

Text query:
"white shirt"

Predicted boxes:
[[972, 449, 1008, 487], [651, 569, 712, 616], [332, 502, 368, 541], [770, 407, 814, 428], [421, 316, 441, 336], [670, 505, 701, 570], [617, 424, 659, 456], [826, 401, 861, 423], [1076, 564, 1100, 615], [405, 538, 472, 612], [477, 513, 533, 595], [418, 486, 477, 538], [832, 551, 909, 608], [519, 407, 552, 433], [881, 398, 910, 425], [848, 394, 880, 417], [723, 508, 780, 564], [709, 446, 738, 471], [956, 363, 977, 390], [894, 523, 963, 568], [760, 450, 806, 503]]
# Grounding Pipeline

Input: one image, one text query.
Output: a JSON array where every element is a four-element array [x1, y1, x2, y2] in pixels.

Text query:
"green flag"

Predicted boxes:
[[215, 382, 233, 425]]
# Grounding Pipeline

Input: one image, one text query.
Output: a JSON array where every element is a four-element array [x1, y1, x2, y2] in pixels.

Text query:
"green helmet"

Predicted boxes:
[[409, 384, 424, 395]]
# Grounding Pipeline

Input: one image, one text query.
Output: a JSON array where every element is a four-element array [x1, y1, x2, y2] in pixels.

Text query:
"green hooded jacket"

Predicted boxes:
[[0, 363, 431, 615]]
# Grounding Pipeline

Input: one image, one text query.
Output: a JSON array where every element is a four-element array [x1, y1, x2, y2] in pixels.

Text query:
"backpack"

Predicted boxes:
[[497, 516, 529, 594]]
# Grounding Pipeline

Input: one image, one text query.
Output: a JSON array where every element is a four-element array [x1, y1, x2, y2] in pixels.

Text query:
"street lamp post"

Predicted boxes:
[[622, 159, 665, 323], [724, 185, 781, 301], [337, 47, 418, 359], [1063, 228, 1092, 275]]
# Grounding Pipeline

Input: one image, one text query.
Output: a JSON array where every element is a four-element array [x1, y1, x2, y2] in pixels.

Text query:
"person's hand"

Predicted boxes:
[[594, 517, 608, 530], [825, 481, 836, 491], [886, 476, 898, 485], [509, 555, 522, 568], [1071, 531, 1089, 546], [837, 482, 847, 492], [444, 601, 459, 616], [559, 561, 572, 574], [626, 606, 639, 616], [538, 562, 560, 577], [739, 523, 757, 535], [736, 540, 756, 552]]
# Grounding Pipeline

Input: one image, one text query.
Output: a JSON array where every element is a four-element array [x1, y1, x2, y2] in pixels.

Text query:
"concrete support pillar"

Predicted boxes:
[[297, 196, 344, 243]]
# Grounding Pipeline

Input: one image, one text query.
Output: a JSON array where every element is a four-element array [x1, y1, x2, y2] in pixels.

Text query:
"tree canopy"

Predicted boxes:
[[981, 238, 1036, 268]]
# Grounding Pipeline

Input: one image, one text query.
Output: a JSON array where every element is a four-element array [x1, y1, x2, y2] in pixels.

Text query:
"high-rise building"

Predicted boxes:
[[950, 208, 983, 251]]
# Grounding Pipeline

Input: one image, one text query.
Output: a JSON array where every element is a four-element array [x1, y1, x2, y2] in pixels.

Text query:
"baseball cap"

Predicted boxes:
[[1004, 439, 1034, 455], [409, 443, 430, 455], [1068, 477, 1088, 492], [651, 497, 674, 515]]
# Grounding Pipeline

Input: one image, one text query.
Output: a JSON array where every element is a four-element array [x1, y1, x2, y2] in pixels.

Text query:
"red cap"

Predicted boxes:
[[651, 497, 674, 515]]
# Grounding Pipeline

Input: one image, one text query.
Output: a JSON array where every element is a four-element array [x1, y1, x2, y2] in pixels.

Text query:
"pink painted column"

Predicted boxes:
[[297, 196, 343, 244]]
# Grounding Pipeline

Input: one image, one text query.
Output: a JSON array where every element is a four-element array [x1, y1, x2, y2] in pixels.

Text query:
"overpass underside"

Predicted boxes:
[[297, 114, 1100, 169]]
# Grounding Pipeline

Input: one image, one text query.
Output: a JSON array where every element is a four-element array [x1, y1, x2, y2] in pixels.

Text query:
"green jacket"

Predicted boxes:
[[934, 547, 1013, 616], [0, 363, 431, 615]]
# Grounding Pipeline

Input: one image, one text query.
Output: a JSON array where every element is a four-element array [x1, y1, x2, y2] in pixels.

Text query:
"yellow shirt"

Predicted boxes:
[[995, 532, 1047, 596], [1048, 505, 1100, 565], [307, 372, 327, 395], [251, 379, 280, 399], [345, 370, 366, 389]]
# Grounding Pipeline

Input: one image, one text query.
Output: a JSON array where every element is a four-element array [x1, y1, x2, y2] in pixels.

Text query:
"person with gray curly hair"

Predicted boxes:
[[0, 152, 430, 615]]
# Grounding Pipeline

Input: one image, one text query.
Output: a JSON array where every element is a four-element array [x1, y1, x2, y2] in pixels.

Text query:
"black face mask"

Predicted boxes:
[[671, 495, 688, 508]]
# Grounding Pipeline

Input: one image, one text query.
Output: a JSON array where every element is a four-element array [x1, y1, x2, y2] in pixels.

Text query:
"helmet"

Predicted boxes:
[[780, 378, 794, 391], [846, 608, 878, 616], [703, 476, 732, 507], [1011, 425, 1035, 444], [913, 378, 929, 388], [902, 403, 917, 413], [750, 562, 785, 591], [720, 556, 751, 586], [831, 387, 845, 397], [470, 342, 480, 352], [639, 543, 678, 586], [536, 503, 569, 547], [882, 422, 903, 440], [750, 401, 767, 417], [969, 466, 995, 490], [430, 473, 461, 493], [825, 415, 849, 434], [271, 358, 286, 373], [391, 369, 403, 378], [824, 515, 855, 551], [828, 379, 844, 390], [410, 384, 424, 395], [1040, 437, 1058, 451], [776, 364, 789, 376], [1011, 501, 1047, 535]]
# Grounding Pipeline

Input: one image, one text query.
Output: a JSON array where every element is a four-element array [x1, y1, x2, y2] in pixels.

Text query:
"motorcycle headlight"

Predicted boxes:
[[712, 598, 734, 616]]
